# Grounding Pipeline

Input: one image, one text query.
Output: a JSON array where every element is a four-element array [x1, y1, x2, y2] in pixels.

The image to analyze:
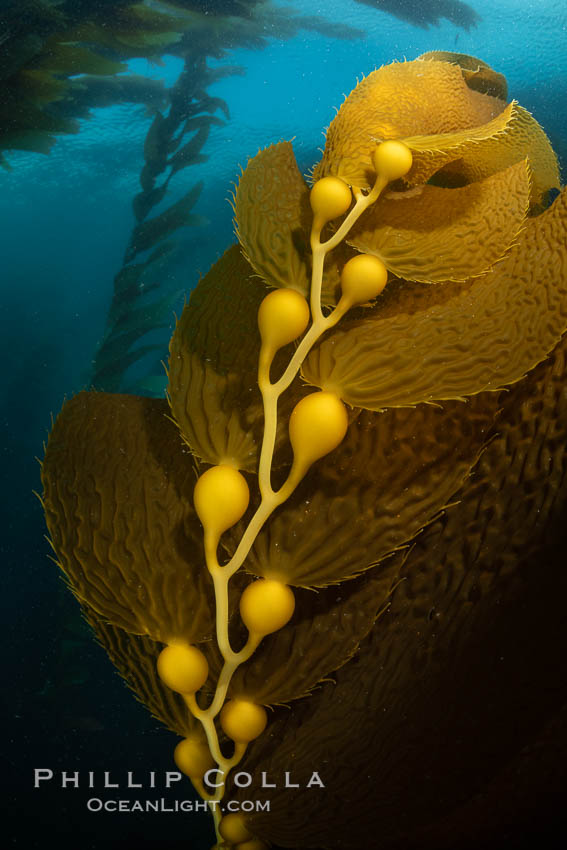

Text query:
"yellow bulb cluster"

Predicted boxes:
[[178, 138, 401, 849], [157, 643, 208, 695]]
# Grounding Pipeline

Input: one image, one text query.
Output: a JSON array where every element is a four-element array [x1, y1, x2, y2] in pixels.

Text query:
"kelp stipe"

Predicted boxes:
[[42, 54, 567, 849]]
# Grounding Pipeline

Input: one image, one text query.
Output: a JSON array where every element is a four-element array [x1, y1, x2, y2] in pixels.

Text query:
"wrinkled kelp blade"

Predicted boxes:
[[418, 51, 508, 100], [86, 610, 197, 738], [313, 59, 507, 189], [227, 573, 392, 705], [168, 244, 307, 471], [303, 189, 567, 410], [42, 393, 214, 643], [234, 142, 351, 306], [244, 396, 499, 586], [403, 102, 559, 207], [313, 58, 558, 208], [235, 332, 567, 849], [348, 161, 530, 282]]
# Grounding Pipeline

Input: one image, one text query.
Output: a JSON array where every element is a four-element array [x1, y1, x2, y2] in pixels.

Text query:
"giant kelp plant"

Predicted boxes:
[[41, 51, 567, 850]]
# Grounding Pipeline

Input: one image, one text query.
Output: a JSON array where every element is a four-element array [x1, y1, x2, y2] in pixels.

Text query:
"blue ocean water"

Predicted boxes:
[[2, 0, 566, 846]]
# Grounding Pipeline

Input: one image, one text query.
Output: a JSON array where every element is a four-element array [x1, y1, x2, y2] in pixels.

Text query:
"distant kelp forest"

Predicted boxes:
[[1, 0, 481, 394]]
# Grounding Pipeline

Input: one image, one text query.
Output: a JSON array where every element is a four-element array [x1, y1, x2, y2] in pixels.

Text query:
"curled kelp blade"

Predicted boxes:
[[232, 333, 567, 850], [168, 244, 308, 472], [418, 51, 508, 100], [403, 102, 559, 209], [225, 571, 394, 706], [347, 160, 530, 283], [312, 58, 507, 189], [313, 58, 558, 209], [42, 393, 214, 644], [233, 142, 352, 306], [302, 188, 567, 411], [242, 395, 500, 587], [85, 607, 197, 739]]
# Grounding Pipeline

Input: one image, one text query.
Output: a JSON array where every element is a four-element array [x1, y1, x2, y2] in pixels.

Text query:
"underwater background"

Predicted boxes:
[[2, 0, 567, 847]]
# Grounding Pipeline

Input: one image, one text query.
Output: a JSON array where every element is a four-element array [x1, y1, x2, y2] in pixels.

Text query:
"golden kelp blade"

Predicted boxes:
[[234, 142, 313, 295], [168, 244, 307, 472], [242, 396, 500, 587], [403, 102, 560, 208], [42, 393, 214, 643], [302, 189, 567, 410], [234, 142, 352, 306], [168, 246, 266, 470], [342, 277, 474, 340], [418, 51, 508, 100], [313, 58, 558, 208], [313, 58, 507, 189], [85, 609, 199, 738], [231, 327, 567, 850], [226, 572, 393, 706], [347, 160, 530, 283]]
